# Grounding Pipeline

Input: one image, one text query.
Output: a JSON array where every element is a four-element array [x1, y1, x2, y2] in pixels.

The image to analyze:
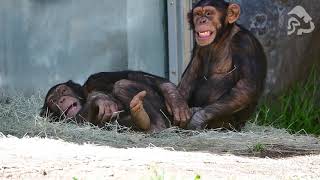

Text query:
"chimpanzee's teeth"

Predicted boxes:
[[198, 31, 211, 37]]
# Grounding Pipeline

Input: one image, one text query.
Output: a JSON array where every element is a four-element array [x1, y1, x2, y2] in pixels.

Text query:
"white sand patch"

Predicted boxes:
[[1, 136, 320, 180]]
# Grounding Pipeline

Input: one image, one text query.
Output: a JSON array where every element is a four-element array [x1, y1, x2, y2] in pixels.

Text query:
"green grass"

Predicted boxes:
[[252, 143, 266, 153], [253, 69, 320, 135], [194, 175, 201, 180]]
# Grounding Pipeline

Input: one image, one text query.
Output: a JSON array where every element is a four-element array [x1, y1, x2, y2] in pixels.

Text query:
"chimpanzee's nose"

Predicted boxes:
[[200, 17, 208, 24]]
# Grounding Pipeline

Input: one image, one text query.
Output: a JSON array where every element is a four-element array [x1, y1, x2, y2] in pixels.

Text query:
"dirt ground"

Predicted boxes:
[[1, 136, 320, 180]]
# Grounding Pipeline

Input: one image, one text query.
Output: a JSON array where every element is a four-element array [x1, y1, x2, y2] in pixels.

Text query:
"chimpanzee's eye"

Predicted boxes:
[[194, 11, 201, 17], [205, 11, 212, 16], [60, 88, 68, 95]]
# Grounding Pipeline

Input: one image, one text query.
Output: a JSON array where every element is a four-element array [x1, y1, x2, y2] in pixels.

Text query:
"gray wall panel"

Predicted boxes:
[[0, 0, 167, 93]]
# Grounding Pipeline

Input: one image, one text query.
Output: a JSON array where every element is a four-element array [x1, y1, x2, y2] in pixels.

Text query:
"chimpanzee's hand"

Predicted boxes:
[[161, 83, 191, 128], [88, 92, 119, 123], [187, 108, 207, 130], [93, 98, 118, 122]]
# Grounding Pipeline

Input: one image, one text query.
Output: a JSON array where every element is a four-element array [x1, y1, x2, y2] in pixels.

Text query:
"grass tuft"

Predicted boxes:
[[253, 69, 320, 135], [194, 175, 201, 180], [252, 143, 266, 153]]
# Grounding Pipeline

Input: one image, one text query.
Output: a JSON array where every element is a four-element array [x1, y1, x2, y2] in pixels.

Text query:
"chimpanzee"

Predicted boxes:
[[177, 0, 267, 130], [40, 71, 190, 132]]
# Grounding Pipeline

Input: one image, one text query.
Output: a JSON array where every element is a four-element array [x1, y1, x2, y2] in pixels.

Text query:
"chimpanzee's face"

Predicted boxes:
[[192, 6, 224, 46], [190, 2, 241, 47], [45, 84, 82, 118]]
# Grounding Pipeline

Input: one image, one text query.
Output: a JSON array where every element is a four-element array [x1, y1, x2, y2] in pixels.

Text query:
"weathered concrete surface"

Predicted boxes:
[[0, 0, 319, 94], [236, 0, 320, 93], [0, 0, 167, 93], [194, 0, 320, 93]]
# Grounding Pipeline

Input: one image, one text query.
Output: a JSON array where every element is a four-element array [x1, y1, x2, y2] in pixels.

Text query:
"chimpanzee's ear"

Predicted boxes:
[[226, 3, 240, 24]]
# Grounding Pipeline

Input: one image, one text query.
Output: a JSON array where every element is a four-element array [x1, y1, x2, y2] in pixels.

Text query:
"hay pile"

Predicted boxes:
[[0, 92, 319, 158]]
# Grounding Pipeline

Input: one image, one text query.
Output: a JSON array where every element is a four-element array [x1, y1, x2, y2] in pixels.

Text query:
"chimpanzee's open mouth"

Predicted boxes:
[[197, 31, 213, 39], [65, 102, 78, 116]]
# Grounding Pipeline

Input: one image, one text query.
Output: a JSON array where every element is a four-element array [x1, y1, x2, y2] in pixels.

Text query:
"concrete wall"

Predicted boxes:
[[236, 0, 320, 94], [0, 0, 167, 94], [1, 0, 319, 94]]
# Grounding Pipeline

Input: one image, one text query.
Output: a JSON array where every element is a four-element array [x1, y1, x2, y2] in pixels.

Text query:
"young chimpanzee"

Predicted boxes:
[[40, 71, 190, 133], [177, 0, 267, 130]]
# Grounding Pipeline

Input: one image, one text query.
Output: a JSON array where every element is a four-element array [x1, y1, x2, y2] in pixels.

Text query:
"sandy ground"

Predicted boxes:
[[0, 137, 320, 180]]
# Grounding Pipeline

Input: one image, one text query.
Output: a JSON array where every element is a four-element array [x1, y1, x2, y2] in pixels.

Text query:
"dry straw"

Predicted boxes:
[[0, 91, 319, 158]]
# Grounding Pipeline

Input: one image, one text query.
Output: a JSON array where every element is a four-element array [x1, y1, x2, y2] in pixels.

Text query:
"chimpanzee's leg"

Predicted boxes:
[[207, 103, 257, 130], [113, 79, 170, 132]]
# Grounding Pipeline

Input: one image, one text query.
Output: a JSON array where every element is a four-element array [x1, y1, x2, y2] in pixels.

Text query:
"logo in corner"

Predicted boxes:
[[287, 6, 315, 36]]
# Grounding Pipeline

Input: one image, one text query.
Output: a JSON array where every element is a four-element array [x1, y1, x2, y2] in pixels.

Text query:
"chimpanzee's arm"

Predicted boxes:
[[188, 39, 266, 129], [82, 72, 129, 123], [177, 53, 202, 102], [75, 91, 124, 126], [83, 71, 130, 95], [74, 102, 92, 124]]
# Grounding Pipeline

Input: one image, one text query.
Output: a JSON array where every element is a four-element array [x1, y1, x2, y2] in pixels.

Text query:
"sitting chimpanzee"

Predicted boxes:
[[40, 71, 190, 133], [177, 0, 267, 130]]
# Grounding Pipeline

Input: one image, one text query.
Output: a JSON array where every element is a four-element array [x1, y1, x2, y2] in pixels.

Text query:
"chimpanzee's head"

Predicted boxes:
[[40, 80, 85, 120], [188, 0, 241, 46]]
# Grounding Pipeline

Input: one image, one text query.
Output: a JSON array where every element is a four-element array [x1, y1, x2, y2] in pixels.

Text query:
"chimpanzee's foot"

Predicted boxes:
[[130, 91, 151, 131]]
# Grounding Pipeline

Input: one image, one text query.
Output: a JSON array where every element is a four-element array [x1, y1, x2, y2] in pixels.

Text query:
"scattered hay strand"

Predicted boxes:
[[0, 91, 319, 158]]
